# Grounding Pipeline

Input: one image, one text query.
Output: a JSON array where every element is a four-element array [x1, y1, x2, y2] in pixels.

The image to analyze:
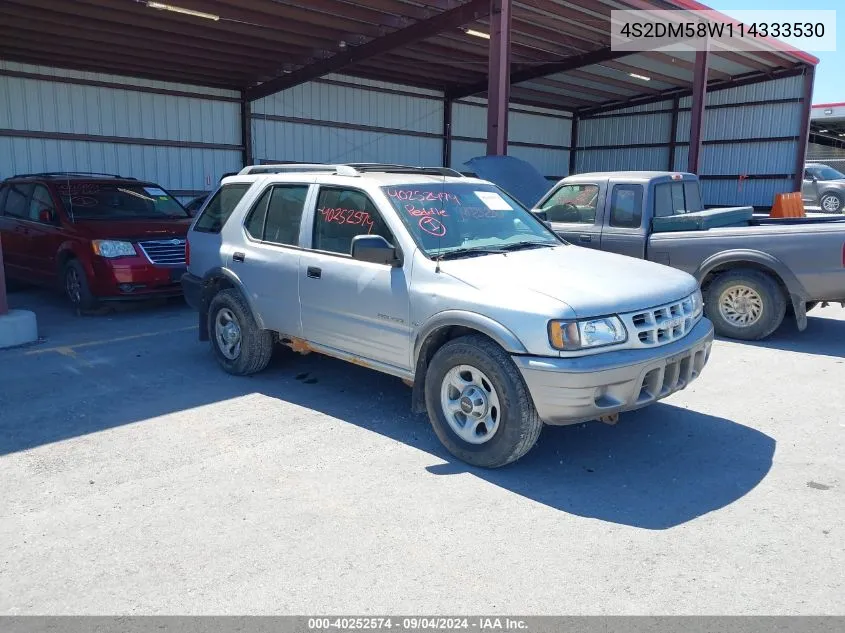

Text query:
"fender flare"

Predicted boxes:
[[410, 311, 529, 413], [695, 249, 810, 332], [200, 266, 266, 330]]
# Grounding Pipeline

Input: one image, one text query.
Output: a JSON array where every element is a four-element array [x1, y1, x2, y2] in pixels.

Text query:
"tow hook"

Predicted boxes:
[[598, 413, 620, 425]]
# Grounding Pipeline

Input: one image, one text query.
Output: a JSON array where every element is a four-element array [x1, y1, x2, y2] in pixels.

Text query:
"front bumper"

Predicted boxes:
[[90, 258, 185, 299], [513, 318, 714, 426]]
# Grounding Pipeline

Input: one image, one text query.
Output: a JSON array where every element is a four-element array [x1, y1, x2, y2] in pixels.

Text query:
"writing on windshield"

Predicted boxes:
[[381, 183, 557, 255]]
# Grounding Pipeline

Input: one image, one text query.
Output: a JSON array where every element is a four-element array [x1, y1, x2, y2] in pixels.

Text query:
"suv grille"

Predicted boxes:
[[138, 239, 186, 266], [621, 295, 698, 348]]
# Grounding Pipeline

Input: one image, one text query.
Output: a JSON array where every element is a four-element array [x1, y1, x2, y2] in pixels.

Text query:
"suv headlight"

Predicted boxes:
[[92, 240, 137, 258], [691, 288, 704, 319], [548, 316, 627, 351]]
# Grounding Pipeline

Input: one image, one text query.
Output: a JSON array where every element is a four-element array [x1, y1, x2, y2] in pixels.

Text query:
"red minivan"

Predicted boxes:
[[0, 172, 192, 310]]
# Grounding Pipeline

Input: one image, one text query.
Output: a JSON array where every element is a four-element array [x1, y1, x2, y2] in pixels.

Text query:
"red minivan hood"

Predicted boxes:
[[71, 218, 192, 240]]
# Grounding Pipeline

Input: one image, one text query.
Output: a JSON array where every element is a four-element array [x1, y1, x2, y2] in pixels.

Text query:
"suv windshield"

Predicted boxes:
[[814, 166, 845, 181], [381, 182, 560, 257], [57, 182, 188, 220]]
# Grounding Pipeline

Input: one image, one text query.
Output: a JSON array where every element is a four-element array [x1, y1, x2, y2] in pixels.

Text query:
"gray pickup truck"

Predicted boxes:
[[515, 171, 845, 341]]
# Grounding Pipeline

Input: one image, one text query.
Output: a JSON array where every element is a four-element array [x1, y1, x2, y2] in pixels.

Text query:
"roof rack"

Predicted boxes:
[[9, 171, 134, 180], [237, 163, 465, 178], [238, 164, 359, 176]]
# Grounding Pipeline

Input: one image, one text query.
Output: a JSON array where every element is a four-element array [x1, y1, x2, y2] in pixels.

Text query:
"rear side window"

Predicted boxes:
[[244, 185, 308, 246], [3, 183, 33, 218], [29, 184, 57, 222], [654, 181, 704, 217], [194, 183, 251, 233], [609, 185, 643, 228], [313, 187, 394, 255]]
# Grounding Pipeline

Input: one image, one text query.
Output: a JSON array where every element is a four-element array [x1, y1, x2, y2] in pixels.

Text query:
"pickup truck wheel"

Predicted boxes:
[[705, 270, 786, 340], [208, 288, 274, 375], [425, 334, 542, 468], [62, 259, 98, 312], [819, 192, 843, 213]]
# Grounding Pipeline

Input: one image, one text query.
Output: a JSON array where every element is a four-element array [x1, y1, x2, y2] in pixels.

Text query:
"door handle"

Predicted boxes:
[[579, 234, 592, 243], [307, 266, 322, 279], [232, 252, 245, 263]]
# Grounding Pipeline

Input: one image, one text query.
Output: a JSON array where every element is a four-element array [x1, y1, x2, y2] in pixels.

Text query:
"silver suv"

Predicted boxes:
[[182, 164, 714, 468]]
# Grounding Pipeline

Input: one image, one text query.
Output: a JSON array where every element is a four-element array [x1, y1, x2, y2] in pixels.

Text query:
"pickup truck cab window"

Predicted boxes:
[[314, 186, 394, 255], [654, 181, 704, 217], [244, 185, 308, 246], [382, 182, 558, 257], [538, 184, 598, 224], [194, 183, 251, 233], [609, 185, 643, 228]]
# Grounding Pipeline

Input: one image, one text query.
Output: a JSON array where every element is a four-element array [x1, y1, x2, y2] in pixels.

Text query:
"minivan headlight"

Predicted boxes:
[[92, 240, 136, 258], [548, 316, 627, 350]]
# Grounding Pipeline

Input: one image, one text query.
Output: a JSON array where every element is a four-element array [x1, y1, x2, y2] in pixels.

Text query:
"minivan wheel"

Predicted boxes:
[[62, 259, 98, 311], [207, 289, 274, 375], [819, 192, 843, 213], [704, 270, 786, 340], [424, 334, 543, 468]]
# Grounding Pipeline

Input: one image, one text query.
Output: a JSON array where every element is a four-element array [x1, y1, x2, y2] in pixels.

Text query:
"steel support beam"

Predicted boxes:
[[0, 237, 7, 316], [448, 47, 631, 101], [245, 0, 490, 101], [241, 93, 253, 167], [793, 64, 816, 193], [668, 96, 679, 171], [442, 98, 453, 168], [569, 115, 578, 176], [486, 0, 512, 156], [688, 48, 710, 174]]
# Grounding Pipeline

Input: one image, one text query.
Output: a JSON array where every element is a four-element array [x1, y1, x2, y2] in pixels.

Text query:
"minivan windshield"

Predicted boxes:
[[58, 182, 188, 220], [381, 182, 561, 257]]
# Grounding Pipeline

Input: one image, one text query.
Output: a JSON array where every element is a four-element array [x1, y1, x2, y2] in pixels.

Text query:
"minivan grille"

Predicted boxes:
[[621, 295, 698, 348], [138, 238, 186, 266]]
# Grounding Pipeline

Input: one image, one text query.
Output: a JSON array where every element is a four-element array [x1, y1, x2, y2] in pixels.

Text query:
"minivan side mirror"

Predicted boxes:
[[38, 208, 55, 223], [351, 235, 402, 266]]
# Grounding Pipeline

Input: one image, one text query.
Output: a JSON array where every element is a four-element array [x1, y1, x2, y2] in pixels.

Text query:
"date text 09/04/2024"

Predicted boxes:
[[307, 617, 529, 631]]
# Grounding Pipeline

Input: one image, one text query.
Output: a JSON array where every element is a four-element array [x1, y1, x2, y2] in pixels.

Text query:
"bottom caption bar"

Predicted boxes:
[[1, 617, 844, 633]]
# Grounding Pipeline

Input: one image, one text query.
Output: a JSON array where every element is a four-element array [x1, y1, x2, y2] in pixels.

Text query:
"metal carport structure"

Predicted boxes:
[[0, 0, 819, 205]]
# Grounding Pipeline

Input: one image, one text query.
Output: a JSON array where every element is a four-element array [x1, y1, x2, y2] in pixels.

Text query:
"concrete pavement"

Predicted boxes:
[[1, 289, 843, 614]]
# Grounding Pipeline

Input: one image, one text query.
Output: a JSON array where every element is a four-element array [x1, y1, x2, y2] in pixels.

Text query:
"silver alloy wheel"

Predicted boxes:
[[820, 194, 842, 213], [718, 284, 764, 327], [439, 364, 501, 445], [214, 307, 242, 360], [65, 267, 81, 304]]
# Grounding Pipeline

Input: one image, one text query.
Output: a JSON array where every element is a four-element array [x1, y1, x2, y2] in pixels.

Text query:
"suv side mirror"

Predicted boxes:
[[351, 235, 402, 266]]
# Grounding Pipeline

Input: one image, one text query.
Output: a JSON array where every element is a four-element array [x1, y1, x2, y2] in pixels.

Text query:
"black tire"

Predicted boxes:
[[424, 334, 543, 468], [207, 288, 274, 375], [704, 269, 786, 340], [62, 259, 98, 311], [819, 191, 843, 214]]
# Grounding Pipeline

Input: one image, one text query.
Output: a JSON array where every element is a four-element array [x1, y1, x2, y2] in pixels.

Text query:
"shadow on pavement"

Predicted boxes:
[[728, 310, 845, 359], [2, 288, 774, 530]]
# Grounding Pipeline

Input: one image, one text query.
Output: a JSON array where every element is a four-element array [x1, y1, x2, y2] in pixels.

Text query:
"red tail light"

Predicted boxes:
[[185, 238, 190, 266]]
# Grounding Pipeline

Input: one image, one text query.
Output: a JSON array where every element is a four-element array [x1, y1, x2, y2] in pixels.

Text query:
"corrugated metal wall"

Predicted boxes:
[[574, 74, 806, 207], [251, 73, 444, 166], [0, 61, 243, 201], [576, 101, 673, 173], [450, 97, 572, 177], [678, 75, 804, 207]]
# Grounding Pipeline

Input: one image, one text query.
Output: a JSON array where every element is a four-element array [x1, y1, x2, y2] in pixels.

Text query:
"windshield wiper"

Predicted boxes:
[[436, 247, 507, 261], [498, 241, 558, 252]]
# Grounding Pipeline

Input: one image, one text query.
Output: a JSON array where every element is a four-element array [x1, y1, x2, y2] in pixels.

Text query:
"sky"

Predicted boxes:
[[712, 0, 843, 104]]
